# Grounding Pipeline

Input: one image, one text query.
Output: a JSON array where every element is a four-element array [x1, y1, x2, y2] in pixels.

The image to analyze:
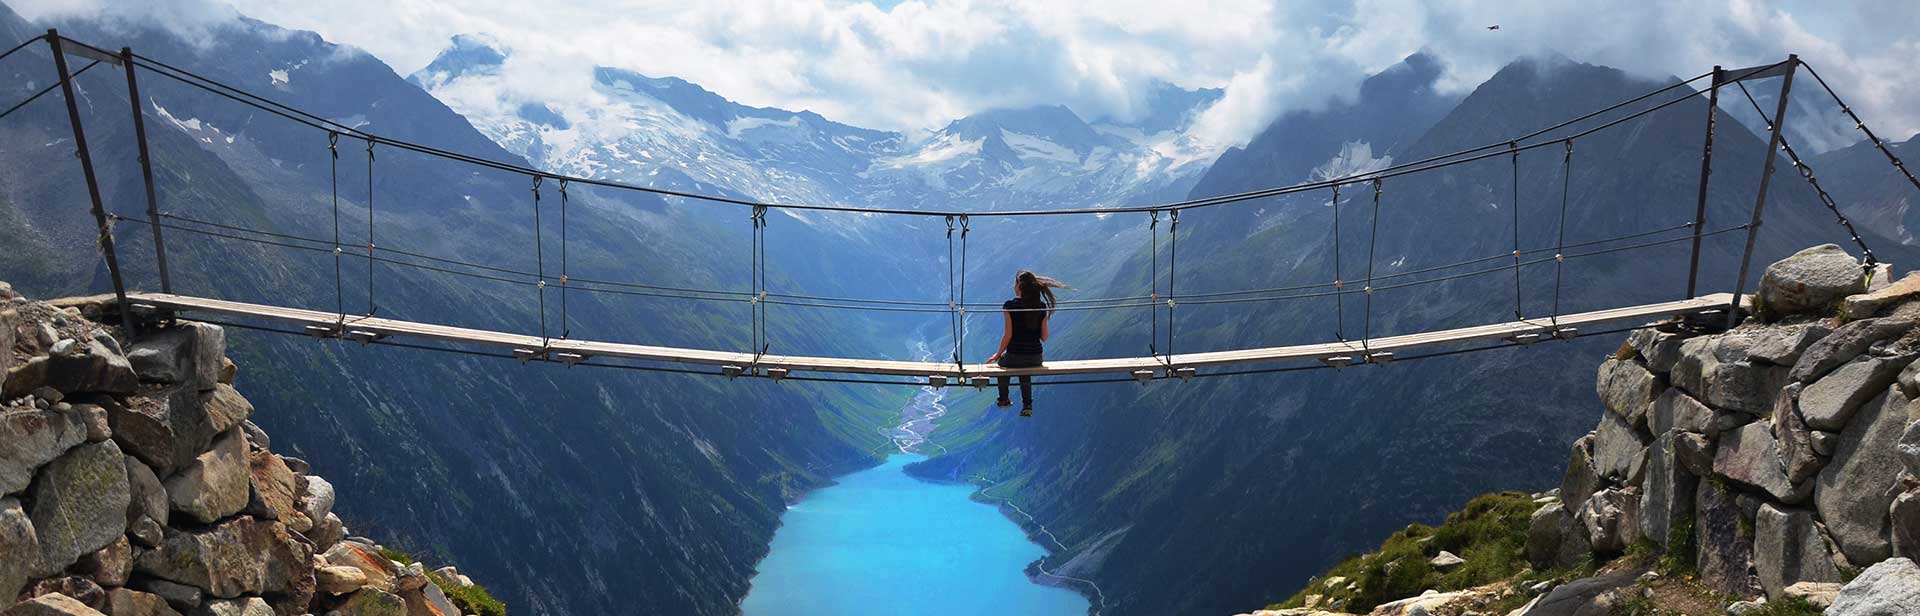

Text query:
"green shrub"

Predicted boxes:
[[431, 571, 508, 616], [1277, 491, 1539, 612], [378, 546, 417, 565], [1740, 597, 1824, 616]]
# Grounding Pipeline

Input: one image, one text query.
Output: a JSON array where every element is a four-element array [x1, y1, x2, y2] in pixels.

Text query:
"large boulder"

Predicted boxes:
[[1758, 244, 1865, 318], [3, 338, 139, 400], [1650, 389, 1714, 435], [1799, 356, 1906, 430], [132, 516, 313, 599], [103, 588, 183, 616], [163, 427, 249, 525], [1628, 327, 1693, 373], [1577, 487, 1641, 554], [122, 455, 167, 531], [316, 565, 370, 596], [165, 386, 253, 475], [327, 589, 406, 616], [1, 309, 14, 383], [1590, 412, 1649, 485], [94, 395, 174, 477], [1714, 421, 1812, 504], [1, 594, 105, 616], [1596, 358, 1661, 426], [194, 598, 272, 616], [406, 579, 462, 616], [1827, 557, 1920, 616], [322, 542, 402, 594], [1559, 436, 1602, 513], [0, 406, 91, 495], [1748, 321, 1833, 366], [1892, 487, 1920, 561], [1639, 431, 1698, 547], [126, 323, 225, 392], [1791, 317, 1912, 383], [1696, 480, 1761, 597], [1769, 385, 1826, 483], [242, 452, 310, 533], [74, 536, 132, 588], [1511, 569, 1637, 616], [0, 497, 43, 603], [1816, 385, 1911, 565], [300, 475, 335, 525], [28, 440, 130, 572], [307, 513, 346, 553], [1672, 334, 1786, 415], [1753, 504, 1843, 599], [1898, 421, 1920, 477]]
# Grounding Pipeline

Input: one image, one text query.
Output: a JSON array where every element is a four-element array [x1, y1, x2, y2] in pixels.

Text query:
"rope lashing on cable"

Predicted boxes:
[[1732, 80, 1878, 274], [531, 175, 548, 345], [1551, 140, 1575, 329]]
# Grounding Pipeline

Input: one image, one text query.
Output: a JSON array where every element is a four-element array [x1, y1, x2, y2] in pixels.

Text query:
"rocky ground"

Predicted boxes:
[[0, 281, 503, 616], [1237, 244, 1920, 616]]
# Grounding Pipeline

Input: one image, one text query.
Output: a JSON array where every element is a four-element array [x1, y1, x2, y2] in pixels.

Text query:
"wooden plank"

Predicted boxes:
[[128, 292, 1732, 380]]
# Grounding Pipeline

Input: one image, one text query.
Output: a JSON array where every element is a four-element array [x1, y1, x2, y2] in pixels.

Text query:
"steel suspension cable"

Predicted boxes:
[[1732, 80, 1878, 271], [1149, 210, 1160, 358], [1551, 141, 1575, 328], [0, 33, 47, 65], [1800, 62, 1920, 196], [945, 215, 960, 368], [1166, 209, 1179, 365], [531, 176, 548, 344], [364, 139, 377, 316], [328, 132, 343, 326], [1509, 142, 1524, 320], [559, 180, 571, 338], [0, 58, 101, 122], [1362, 180, 1382, 355], [1330, 184, 1345, 341], [957, 215, 970, 372]]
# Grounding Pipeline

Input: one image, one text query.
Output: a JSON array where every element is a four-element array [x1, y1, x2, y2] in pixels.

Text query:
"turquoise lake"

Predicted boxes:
[[739, 454, 1090, 616]]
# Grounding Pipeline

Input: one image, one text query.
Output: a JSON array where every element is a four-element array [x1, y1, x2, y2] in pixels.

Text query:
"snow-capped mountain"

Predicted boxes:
[[409, 35, 1224, 214]]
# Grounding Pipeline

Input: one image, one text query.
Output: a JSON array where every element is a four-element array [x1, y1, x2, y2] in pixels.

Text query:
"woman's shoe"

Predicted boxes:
[[996, 398, 1013, 408], [1020, 407, 1033, 417]]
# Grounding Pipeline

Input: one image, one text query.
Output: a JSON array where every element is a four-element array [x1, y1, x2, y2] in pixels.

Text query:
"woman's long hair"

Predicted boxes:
[[1017, 271, 1071, 316]]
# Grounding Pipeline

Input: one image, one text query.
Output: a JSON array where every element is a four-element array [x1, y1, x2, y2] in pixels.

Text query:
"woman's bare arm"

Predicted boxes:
[[989, 311, 1013, 361], [1041, 314, 1049, 341]]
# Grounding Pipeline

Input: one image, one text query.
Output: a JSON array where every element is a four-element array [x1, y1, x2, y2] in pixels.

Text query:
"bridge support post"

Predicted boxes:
[[1728, 55, 1797, 329], [48, 30, 137, 337], [1685, 66, 1722, 300]]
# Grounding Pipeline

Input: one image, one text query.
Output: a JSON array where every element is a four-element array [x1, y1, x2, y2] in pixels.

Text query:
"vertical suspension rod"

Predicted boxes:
[[1686, 67, 1723, 298], [1729, 55, 1798, 328], [48, 30, 136, 337], [122, 46, 170, 294]]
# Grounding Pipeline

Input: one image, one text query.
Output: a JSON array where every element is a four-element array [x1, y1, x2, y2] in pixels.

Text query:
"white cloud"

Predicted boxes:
[[10, 0, 1918, 150]]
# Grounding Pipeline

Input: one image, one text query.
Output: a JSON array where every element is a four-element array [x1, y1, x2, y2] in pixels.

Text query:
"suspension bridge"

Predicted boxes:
[[9, 30, 1919, 388]]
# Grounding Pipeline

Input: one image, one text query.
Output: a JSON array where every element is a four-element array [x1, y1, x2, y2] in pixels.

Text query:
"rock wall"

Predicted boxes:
[[1531, 244, 1920, 611], [0, 281, 493, 616]]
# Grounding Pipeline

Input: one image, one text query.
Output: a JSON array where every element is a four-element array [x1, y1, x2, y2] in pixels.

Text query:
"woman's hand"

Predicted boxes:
[[987, 352, 1001, 364]]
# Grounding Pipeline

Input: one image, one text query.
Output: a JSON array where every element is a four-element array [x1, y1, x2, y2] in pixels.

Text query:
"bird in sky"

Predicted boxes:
[[1487, 24, 1501, 30]]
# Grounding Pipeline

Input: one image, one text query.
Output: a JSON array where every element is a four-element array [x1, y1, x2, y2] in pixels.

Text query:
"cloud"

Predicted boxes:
[[10, 0, 1918, 151]]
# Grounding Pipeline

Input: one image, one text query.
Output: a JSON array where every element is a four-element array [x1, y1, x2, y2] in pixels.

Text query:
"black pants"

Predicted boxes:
[[997, 352, 1042, 406]]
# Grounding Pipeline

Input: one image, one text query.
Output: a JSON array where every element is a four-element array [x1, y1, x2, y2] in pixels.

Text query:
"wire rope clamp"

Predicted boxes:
[[1132, 369, 1155, 383], [1367, 352, 1395, 364], [722, 365, 744, 379], [767, 367, 789, 381], [1322, 356, 1355, 368], [1553, 327, 1580, 340], [303, 324, 342, 339], [928, 375, 947, 389], [512, 348, 547, 362], [344, 330, 383, 345], [555, 352, 587, 366], [969, 375, 990, 389], [1174, 366, 1196, 382], [1505, 332, 1543, 345]]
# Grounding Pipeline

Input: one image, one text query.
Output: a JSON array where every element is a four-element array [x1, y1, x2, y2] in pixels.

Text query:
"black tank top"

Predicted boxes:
[[1004, 297, 1046, 355]]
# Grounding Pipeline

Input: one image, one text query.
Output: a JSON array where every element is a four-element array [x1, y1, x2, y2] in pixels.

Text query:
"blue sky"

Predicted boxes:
[[15, 0, 1919, 150]]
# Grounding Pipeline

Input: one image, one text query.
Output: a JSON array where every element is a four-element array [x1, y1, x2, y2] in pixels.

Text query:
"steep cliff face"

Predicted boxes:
[[1238, 244, 1920, 616], [1, 281, 504, 616]]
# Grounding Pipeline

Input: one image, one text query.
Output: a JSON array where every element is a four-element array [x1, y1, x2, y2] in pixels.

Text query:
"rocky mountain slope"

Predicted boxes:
[[1232, 243, 1920, 616], [1, 280, 506, 616]]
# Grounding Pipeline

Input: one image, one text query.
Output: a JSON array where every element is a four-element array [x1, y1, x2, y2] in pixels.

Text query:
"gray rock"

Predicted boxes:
[[133, 516, 314, 600], [316, 565, 369, 595], [1640, 431, 1698, 547], [1753, 504, 1843, 599], [104, 588, 184, 616], [1629, 328, 1692, 373], [1791, 317, 1912, 383], [280, 456, 308, 474], [163, 427, 249, 525], [1672, 334, 1787, 415], [1512, 569, 1636, 616], [307, 512, 345, 553], [2, 594, 104, 616], [1749, 322, 1833, 366], [1707, 408, 1755, 440], [122, 455, 166, 529], [165, 385, 253, 474], [1769, 385, 1826, 483], [3, 339, 139, 400], [242, 451, 309, 533], [28, 440, 130, 571], [74, 535, 131, 587], [1783, 581, 1843, 609], [1827, 557, 1920, 616], [0, 497, 43, 603], [1651, 389, 1715, 435], [301, 475, 335, 525], [237, 421, 267, 453], [19, 576, 106, 612], [1714, 421, 1812, 504], [327, 589, 405, 616], [191, 598, 272, 616], [0, 309, 14, 380], [412, 578, 461, 616], [95, 395, 175, 477], [129, 578, 202, 611], [1578, 487, 1641, 554], [1758, 244, 1865, 318], [1899, 359, 1920, 399], [215, 358, 235, 386], [1597, 358, 1662, 426], [71, 404, 108, 443], [1800, 356, 1905, 430], [1812, 430, 1841, 455], [1844, 271, 1920, 320], [1817, 385, 1911, 565], [322, 542, 401, 594], [1696, 480, 1762, 597], [1560, 435, 1602, 513], [126, 323, 225, 391], [0, 405, 91, 495], [1673, 431, 1715, 476], [1591, 411, 1650, 485], [1895, 487, 1920, 560]]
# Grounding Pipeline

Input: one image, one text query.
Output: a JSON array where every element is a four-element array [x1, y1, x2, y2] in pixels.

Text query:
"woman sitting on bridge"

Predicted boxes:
[[986, 271, 1069, 416]]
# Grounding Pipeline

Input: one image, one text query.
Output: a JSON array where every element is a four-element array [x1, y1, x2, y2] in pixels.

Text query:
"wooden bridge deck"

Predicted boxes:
[[124, 292, 1735, 381]]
